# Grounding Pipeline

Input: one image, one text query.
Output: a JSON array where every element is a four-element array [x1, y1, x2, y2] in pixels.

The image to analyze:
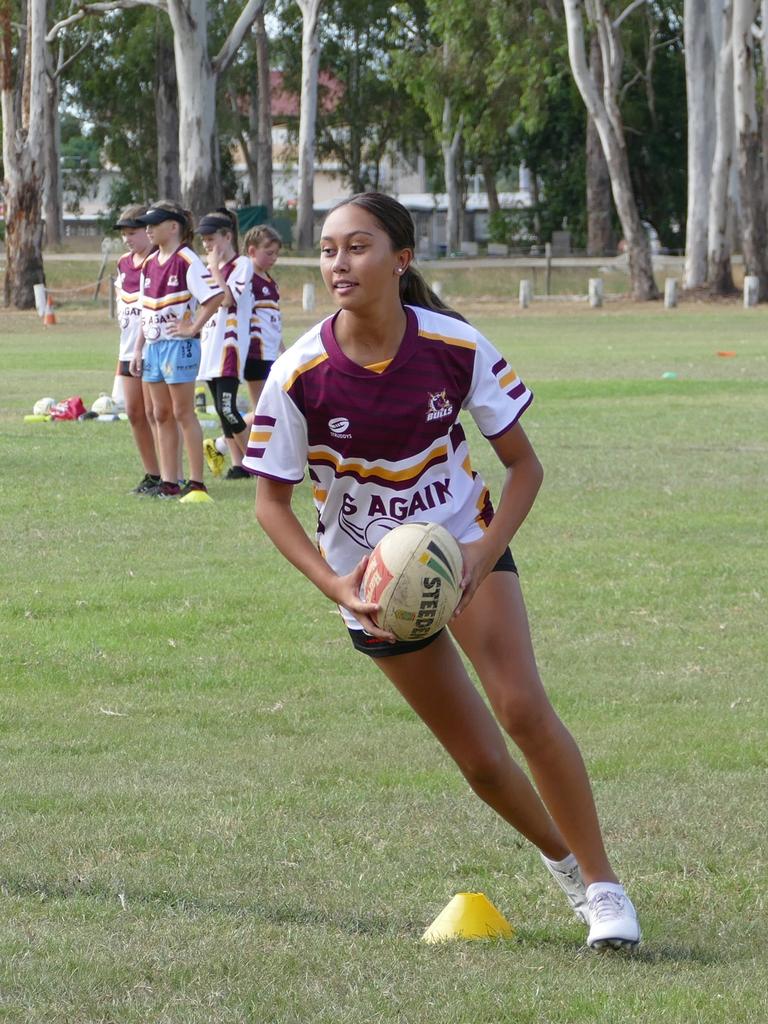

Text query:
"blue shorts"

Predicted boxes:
[[143, 338, 201, 384]]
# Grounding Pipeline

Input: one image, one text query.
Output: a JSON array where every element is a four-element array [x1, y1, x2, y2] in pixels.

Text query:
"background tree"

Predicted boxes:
[[295, 0, 323, 249], [2, 0, 48, 307], [708, 0, 736, 293], [733, 0, 768, 298], [51, 0, 267, 216], [683, 0, 715, 287], [564, 0, 659, 300]]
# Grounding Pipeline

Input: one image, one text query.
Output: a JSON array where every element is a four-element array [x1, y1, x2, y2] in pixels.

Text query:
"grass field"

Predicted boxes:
[[1, 301, 767, 1023]]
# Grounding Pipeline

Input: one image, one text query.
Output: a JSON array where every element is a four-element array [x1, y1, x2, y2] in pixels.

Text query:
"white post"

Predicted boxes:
[[432, 280, 444, 298], [519, 279, 532, 308], [664, 278, 678, 308], [743, 275, 759, 307], [588, 277, 604, 308], [302, 282, 316, 312], [33, 283, 47, 317]]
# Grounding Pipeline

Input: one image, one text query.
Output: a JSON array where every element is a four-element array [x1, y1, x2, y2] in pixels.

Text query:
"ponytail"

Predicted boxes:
[[180, 209, 194, 247], [400, 266, 467, 323], [214, 206, 238, 251]]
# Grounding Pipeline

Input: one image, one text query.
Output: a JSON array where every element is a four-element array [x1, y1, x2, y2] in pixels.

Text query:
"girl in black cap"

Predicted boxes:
[[196, 208, 254, 479], [113, 204, 162, 494], [129, 200, 223, 501]]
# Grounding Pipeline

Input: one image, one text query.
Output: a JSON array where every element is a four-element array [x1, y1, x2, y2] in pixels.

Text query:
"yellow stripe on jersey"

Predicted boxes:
[[365, 359, 392, 374], [254, 301, 280, 311], [461, 454, 473, 477], [143, 292, 192, 311], [248, 424, 272, 445], [312, 485, 328, 503], [475, 487, 490, 528], [499, 368, 518, 388], [283, 352, 329, 391], [418, 329, 477, 351], [308, 443, 448, 483], [120, 291, 140, 302]]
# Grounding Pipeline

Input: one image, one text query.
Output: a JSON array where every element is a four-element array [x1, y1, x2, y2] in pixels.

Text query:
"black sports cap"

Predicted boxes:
[[114, 216, 146, 230], [135, 206, 188, 226], [196, 214, 234, 234]]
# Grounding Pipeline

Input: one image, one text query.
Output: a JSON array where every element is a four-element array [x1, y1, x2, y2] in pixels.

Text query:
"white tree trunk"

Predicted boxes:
[[254, 7, 273, 214], [1, 0, 47, 308], [733, 0, 768, 299], [296, 0, 322, 251], [708, 0, 736, 293], [167, 0, 218, 215], [683, 0, 716, 288], [442, 96, 463, 254], [43, 65, 63, 248], [563, 0, 658, 300], [155, 31, 181, 199]]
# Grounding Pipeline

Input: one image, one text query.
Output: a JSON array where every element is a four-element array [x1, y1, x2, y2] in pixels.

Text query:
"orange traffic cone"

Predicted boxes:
[[44, 294, 57, 326]]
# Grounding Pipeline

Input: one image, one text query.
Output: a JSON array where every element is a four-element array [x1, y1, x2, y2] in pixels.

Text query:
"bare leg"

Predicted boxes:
[[123, 375, 160, 476], [169, 381, 204, 482], [226, 428, 248, 467], [147, 381, 177, 482], [373, 633, 569, 859], [450, 571, 617, 886], [246, 379, 266, 411]]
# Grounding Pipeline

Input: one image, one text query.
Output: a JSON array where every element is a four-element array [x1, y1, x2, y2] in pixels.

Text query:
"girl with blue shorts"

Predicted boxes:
[[129, 201, 223, 502]]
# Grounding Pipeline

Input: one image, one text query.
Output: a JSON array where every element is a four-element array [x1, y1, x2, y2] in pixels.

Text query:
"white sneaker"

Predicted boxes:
[[540, 852, 589, 925], [586, 883, 641, 950]]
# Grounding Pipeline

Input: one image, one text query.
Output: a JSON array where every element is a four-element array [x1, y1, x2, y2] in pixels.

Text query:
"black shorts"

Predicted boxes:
[[244, 357, 274, 382], [348, 546, 518, 658], [118, 360, 133, 377]]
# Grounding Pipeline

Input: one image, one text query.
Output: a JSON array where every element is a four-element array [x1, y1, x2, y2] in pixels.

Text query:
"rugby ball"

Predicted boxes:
[[33, 397, 56, 416], [362, 522, 463, 641], [92, 393, 115, 415]]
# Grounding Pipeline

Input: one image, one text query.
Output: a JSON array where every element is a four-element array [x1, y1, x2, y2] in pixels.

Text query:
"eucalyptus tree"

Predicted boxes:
[[732, 0, 768, 298], [295, 0, 323, 249], [1, 0, 47, 306], [51, 0, 268, 215], [707, 0, 736, 294], [563, 0, 659, 300], [683, 0, 715, 287]]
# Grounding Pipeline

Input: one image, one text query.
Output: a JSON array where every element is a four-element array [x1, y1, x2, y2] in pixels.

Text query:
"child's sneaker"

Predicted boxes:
[[540, 852, 589, 925], [156, 481, 181, 499], [225, 465, 251, 479], [586, 883, 641, 951], [179, 481, 213, 504], [203, 437, 225, 477], [131, 473, 161, 495]]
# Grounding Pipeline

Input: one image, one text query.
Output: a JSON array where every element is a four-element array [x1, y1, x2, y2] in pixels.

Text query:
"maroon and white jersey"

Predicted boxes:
[[139, 245, 222, 344], [248, 272, 282, 362], [116, 252, 148, 360], [198, 255, 253, 380], [242, 305, 533, 629]]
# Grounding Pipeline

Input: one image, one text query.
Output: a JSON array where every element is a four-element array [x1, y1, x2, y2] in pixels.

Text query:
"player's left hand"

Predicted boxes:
[[452, 540, 498, 617], [331, 555, 396, 641], [167, 319, 194, 338]]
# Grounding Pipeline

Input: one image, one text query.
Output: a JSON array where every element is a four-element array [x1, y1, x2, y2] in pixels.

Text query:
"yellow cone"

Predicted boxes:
[[421, 892, 514, 943], [23, 414, 51, 423], [179, 489, 214, 504]]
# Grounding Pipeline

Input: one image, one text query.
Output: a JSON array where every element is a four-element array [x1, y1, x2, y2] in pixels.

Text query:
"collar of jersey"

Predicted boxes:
[[320, 306, 418, 377]]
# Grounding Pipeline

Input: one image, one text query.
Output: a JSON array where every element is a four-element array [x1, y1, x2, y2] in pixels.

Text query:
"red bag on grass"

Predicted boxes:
[[49, 396, 87, 420]]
